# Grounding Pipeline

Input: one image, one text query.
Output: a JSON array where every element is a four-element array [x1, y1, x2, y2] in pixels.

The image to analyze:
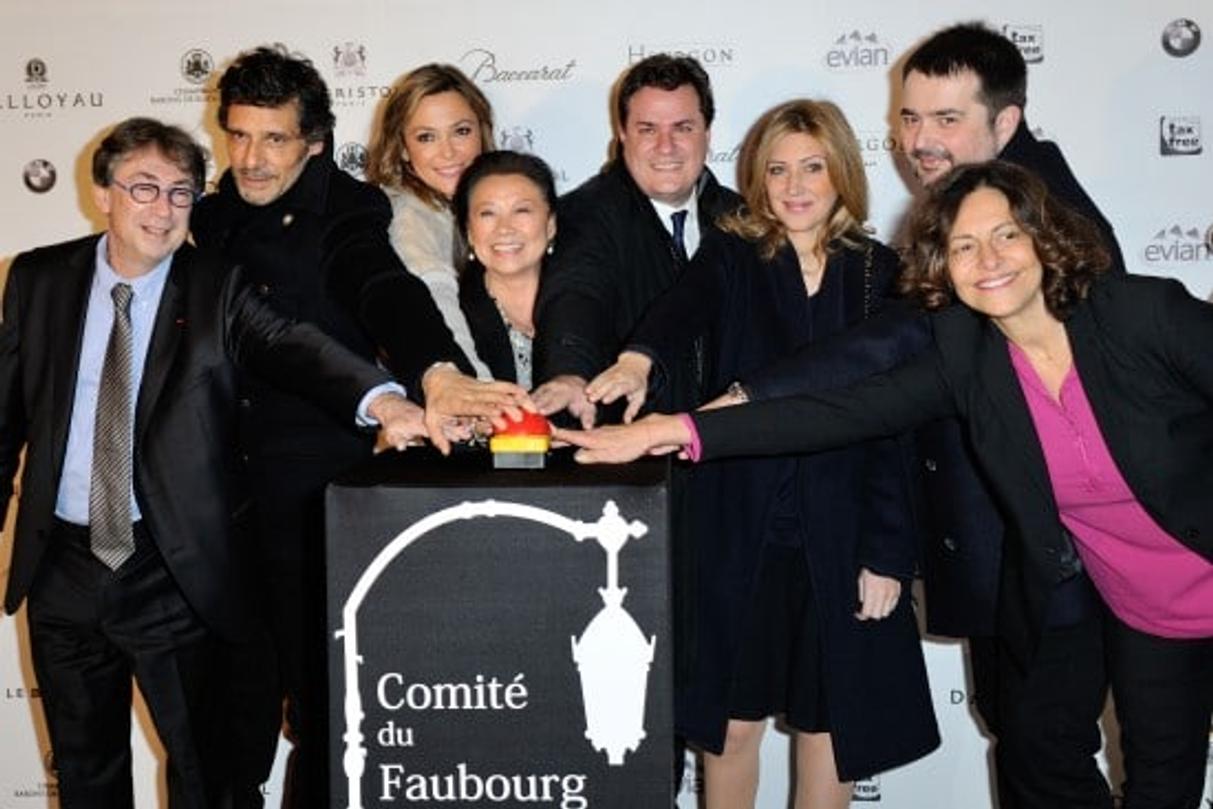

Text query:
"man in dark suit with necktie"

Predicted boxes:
[[0, 117, 424, 808]]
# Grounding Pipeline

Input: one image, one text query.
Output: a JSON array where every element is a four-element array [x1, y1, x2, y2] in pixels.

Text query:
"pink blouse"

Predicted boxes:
[[1009, 344, 1213, 638]]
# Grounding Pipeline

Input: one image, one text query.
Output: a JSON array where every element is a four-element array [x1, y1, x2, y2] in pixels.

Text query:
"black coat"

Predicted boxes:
[[748, 125, 1126, 637], [533, 160, 741, 413], [458, 264, 519, 384], [191, 156, 469, 470], [631, 230, 939, 779], [696, 274, 1213, 669], [0, 237, 387, 640]]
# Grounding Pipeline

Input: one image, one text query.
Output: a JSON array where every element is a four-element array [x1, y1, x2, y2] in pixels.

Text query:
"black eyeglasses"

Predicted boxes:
[[111, 179, 198, 209]]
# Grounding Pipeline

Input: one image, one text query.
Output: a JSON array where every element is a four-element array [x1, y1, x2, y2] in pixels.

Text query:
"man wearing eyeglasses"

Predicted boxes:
[[0, 117, 428, 808]]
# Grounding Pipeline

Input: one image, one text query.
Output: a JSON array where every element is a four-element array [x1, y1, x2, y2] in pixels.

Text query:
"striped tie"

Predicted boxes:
[[89, 282, 136, 570]]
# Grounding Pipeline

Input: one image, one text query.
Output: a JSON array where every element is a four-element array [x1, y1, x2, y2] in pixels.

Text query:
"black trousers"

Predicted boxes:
[[27, 520, 226, 809], [998, 592, 1213, 809]]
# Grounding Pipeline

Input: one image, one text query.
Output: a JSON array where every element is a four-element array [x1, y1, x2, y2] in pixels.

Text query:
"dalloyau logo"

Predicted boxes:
[[459, 49, 576, 83], [336, 142, 368, 180], [22, 159, 56, 193], [1160, 115, 1202, 155], [824, 31, 892, 70], [148, 48, 217, 106], [5, 58, 103, 119], [1161, 18, 1201, 57], [328, 42, 389, 107], [1003, 24, 1044, 63], [1144, 225, 1212, 263], [626, 42, 737, 68]]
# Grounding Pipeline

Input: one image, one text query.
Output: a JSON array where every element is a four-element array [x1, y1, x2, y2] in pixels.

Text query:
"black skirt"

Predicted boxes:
[[726, 543, 830, 733]]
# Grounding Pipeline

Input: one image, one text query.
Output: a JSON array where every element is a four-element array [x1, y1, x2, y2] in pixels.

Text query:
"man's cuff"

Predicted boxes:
[[356, 382, 408, 426]]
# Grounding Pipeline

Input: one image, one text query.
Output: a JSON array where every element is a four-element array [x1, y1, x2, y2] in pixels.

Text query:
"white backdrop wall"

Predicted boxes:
[[0, 1, 1209, 807]]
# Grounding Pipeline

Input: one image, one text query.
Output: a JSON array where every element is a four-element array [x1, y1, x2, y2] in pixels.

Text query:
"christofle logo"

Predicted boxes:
[[1144, 225, 1213, 263], [336, 142, 368, 179], [1160, 116, 1202, 155], [824, 31, 892, 70], [24, 58, 47, 87], [179, 49, 213, 86], [1003, 24, 1044, 63], [854, 776, 881, 801], [332, 42, 367, 78], [22, 159, 56, 193], [459, 49, 576, 83], [626, 42, 737, 68], [1162, 18, 1201, 57]]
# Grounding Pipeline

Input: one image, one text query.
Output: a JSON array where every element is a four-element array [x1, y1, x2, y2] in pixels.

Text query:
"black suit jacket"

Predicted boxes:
[[0, 235, 388, 640], [533, 161, 741, 413], [694, 275, 1213, 666]]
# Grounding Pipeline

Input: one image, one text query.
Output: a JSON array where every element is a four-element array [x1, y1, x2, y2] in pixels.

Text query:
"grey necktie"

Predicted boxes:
[[89, 282, 136, 570]]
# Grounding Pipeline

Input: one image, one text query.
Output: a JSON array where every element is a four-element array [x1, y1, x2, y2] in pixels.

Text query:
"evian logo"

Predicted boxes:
[[1003, 24, 1044, 63], [1159, 116, 1202, 156], [1144, 225, 1212, 263], [459, 49, 576, 83], [332, 42, 367, 78], [824, 31, 891, 70]]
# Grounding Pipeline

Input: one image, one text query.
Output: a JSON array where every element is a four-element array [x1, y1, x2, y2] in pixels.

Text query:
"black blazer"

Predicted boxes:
[[0, 236, 388, 640], [694, 275, 1213, 666], [533, 161, 741, 412]]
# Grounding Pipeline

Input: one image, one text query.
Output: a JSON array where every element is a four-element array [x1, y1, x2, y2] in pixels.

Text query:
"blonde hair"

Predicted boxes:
[[365, 63, 494, 208], [720, 99, 868, 260]]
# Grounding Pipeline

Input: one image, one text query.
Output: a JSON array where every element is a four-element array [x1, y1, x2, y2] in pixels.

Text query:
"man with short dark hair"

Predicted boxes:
[[531, 53, 741, 426], [192, 45, 525, 808], [0, 117, 421, 808]]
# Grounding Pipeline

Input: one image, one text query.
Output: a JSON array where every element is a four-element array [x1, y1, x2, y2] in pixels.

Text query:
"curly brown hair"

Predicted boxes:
[[900, 160, 1110, 318]]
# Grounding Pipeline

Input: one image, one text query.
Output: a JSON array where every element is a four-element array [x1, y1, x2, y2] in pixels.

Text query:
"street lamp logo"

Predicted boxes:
[[1161, 19, 1201, 57], [336, 500, 655, 809], [1160, 116, 1202, 156], [180, 49, 214, 86], [23, 159, 56, 193]]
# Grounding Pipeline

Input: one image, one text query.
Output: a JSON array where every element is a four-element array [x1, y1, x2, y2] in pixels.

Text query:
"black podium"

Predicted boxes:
[[325, 450, 672, 809]]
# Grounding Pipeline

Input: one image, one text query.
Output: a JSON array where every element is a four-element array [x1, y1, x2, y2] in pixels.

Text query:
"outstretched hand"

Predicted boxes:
[[531, 374, 596, 429], [551, 413, 692, 464], [585, 351, 652, 423], [422, 364, 533, 454]]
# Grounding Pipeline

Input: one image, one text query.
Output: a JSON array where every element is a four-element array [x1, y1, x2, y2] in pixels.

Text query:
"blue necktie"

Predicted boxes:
[[671, 210, 689, 263]]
